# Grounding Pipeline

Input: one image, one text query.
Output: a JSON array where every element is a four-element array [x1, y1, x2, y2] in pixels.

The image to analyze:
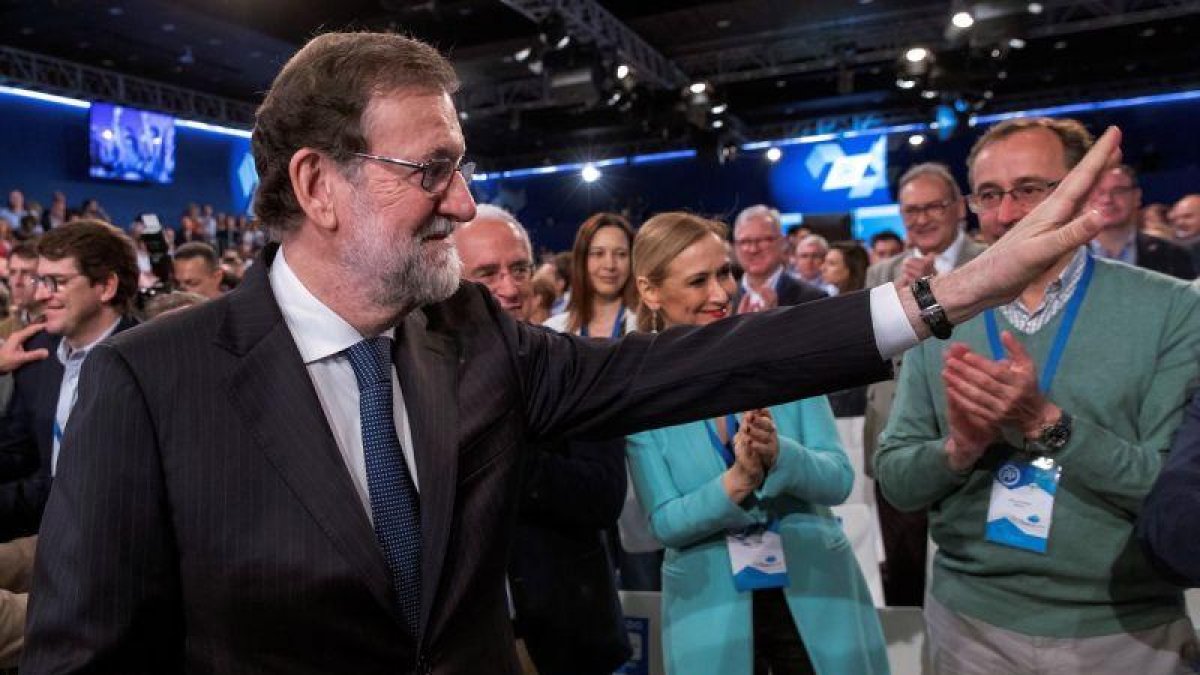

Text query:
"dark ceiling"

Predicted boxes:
[[1, 0, 1198, 169]]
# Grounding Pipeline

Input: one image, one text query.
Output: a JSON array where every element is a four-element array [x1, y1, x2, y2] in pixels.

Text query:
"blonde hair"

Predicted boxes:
[[632, 211, 728, 332]]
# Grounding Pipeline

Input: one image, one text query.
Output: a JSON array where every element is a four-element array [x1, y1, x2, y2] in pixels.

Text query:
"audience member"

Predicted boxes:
[[1169, 194, 1200, 271], [0, 192, 26, 232], [142, 291, 207, 321], [877, 117, 1200, 673], [544, 213, 637, 337], [0, 535, 35, 669], [1138, 393, 1200, 588], [863, 162, 987, 607], [732, 205, 825, 313], [172, 242, 225, 299], [78, 198, 109, 224], [20, 31, 1127, 674], [455, 205, 630, 675], [1140, 202, 1175, 240], [525, 276, 556, 325], [789, 234, 831, 292], [821, 241, 869, 297], [0, 220, 139, 542], [1087, 165, 1194, 279], [0, 244, 43, 340], [868, 230, 905, 264], [627, 212, 888, 674], [40, 192, 66, 232]]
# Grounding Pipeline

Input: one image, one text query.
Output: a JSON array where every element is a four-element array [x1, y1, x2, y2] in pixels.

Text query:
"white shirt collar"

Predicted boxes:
[[908, 228, 966, 275], [269, 246, 395, 365], [56, 316, 122, 365], [741, 264, 785, 294]]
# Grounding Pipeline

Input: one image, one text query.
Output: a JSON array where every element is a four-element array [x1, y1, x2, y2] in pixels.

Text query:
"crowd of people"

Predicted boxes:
[[0, 29, 1197, 675]]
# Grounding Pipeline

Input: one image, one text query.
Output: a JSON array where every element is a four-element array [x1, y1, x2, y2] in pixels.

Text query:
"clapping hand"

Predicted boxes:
[[0, 321, 49, 374]]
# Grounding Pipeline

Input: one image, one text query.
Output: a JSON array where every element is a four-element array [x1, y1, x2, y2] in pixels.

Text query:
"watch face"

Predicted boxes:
[[1040, 414, 1072, 451]]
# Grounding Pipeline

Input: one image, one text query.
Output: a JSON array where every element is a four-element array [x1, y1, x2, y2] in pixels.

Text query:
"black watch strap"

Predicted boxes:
[[911, 276, 953, 340]]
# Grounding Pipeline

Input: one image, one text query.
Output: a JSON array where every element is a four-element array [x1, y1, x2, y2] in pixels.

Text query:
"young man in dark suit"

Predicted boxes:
[[0, 220, 139, 541], [23, 31, 1125, 675]]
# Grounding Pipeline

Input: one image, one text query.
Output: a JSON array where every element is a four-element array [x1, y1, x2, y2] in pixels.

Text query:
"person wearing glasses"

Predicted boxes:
[[731, 205, 826, 314], [788, 234, 833, 293], [0, 220, 138, 543], [22, 31, 1133, 674], [1086, 165, 1195, 280], [862, 162, 987, 608], [454, 205, 630, 675], [877, 117, 1200, 673]]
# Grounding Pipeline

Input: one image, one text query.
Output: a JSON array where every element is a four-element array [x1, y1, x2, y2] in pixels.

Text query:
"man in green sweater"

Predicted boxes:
[[876, 116, 1200, 674]]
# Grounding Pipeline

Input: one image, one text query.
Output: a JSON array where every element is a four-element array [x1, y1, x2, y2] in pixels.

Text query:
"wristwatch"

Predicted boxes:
[[1026, 410, 1073, 456], [910, 276, 953, 339]]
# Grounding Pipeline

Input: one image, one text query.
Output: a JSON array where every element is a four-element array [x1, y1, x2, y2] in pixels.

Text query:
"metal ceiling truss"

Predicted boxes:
[[497, 0, 688, 89], [0, 45, 256, 127]]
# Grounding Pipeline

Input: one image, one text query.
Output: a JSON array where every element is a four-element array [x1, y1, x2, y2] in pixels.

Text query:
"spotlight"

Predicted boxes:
[[1008, 38, 1026, 49], [689, 82, 708, 95], [905, 47, 929, 63], [711, 119, 725, 129], [908, 134, 926, 147], [951, 11, 974, 29], [1027, 2, 1044, 14], [581, 164, 601, 183], [921, 89, 939, 99], [616, 64, 630, 80], [710, 103, 728, 115], [896, 78, 917, 89], [514, 47, 532, 62], [765, 147, 782, 162], [538, 14, 572, 52]]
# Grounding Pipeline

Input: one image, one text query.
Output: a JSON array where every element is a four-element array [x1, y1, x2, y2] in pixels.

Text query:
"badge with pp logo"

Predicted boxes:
[[728, 520, 789, 592], [985, 457, 1062, 554]]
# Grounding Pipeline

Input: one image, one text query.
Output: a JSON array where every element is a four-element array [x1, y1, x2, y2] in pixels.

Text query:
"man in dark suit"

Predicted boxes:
[[454, 205, 629, 674], [0, 220, 138, 542], [731, 204, 826, 313], [22, 31, 1127, 675], [1088, 165, 1194, 280], [1138, 394, 1200, 587]]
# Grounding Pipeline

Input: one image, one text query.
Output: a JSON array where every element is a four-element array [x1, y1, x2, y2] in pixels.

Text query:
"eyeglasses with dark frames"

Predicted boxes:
[[352, 152, 476, 194], [967, 179, 1061, 214], [32, 272, 86, 294]]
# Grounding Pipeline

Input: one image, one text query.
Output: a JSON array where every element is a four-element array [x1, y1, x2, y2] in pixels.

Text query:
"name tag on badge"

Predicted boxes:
[[985, 458, 1062, 554], [727, 520, 789, 592]]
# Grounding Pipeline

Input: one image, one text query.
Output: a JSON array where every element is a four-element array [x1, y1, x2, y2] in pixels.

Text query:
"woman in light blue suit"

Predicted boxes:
[[628, 212, 889, 675]]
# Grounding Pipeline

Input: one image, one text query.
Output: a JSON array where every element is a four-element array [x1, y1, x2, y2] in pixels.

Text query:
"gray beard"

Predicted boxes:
[[347, 216, 463, 310]]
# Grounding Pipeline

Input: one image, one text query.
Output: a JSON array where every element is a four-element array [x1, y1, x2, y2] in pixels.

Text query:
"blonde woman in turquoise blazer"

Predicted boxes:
[[628, 212, 889, 675]]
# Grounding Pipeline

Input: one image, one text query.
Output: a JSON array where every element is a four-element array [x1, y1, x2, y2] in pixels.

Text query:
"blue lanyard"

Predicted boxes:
[[579, 304, 626, 339], [703, 414, 740, 468], [983, 254, 1094, 394]]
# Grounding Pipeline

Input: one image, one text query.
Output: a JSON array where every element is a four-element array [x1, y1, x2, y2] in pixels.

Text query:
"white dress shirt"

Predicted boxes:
[[269, 247, 419, 521], [51, 317, 122, 475]]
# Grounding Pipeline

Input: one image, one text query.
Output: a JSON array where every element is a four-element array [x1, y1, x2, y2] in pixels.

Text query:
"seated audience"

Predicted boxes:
[[626, 211, 888, 675]]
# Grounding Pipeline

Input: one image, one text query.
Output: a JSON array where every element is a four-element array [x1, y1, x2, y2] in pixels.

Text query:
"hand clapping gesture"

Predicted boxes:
[[721, 409, 780, 503]]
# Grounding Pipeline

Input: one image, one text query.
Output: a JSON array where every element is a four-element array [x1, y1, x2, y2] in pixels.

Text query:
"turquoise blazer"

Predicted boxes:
[[626, 397, 889, 675]]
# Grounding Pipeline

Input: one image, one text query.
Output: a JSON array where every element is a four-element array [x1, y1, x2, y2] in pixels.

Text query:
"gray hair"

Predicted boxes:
[[466, 203, 532, 253], [897, 162, 963, 202], [798, 234, 830, 252], [733, 204, 782, 235]]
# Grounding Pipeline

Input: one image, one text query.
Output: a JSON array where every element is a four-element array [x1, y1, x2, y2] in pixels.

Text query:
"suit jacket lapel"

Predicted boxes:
[[393, 308, 459, 643], [218, 246, 397, 621]]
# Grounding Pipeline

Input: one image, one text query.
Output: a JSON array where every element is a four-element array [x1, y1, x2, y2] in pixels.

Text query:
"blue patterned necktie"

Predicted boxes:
[[345, 336, 422, 637]]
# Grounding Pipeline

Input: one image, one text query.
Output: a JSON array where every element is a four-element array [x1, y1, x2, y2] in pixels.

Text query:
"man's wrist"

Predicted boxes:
[[1023, 402, 1063, 439]]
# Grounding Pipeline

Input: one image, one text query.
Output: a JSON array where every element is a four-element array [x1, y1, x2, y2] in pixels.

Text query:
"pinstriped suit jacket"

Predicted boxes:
[[23, 243, 889, 675]]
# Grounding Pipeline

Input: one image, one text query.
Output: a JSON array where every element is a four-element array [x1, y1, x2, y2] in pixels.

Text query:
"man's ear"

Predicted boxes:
[[289, 148, 339, 232], [98, 271, 119, 305], [635, 276, 660, 310]]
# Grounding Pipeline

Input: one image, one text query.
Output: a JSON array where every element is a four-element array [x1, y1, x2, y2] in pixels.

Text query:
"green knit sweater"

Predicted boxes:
[[876, 258, 1200, 638]]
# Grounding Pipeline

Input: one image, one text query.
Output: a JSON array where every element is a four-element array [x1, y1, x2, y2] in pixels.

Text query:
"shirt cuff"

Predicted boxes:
[[870, 283, 920, 360]]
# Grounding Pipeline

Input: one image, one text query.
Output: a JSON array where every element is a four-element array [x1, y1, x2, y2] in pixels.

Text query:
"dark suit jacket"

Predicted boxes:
[[0, 317, 136, 541], [1137, 393, 1200, 586], [23, 244, 889, 675], [1134, 232, 1196, 280], [510, 437, 630, 675], [735, 269, 827, 309]]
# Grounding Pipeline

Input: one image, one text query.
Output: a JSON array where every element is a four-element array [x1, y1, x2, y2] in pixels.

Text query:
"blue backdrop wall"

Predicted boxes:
[[2, 87, 1198, 249], [0, 92, 254, 229]]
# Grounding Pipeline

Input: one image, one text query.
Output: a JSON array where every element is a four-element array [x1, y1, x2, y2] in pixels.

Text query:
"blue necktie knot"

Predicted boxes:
[[346, 336, 393, 389]]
